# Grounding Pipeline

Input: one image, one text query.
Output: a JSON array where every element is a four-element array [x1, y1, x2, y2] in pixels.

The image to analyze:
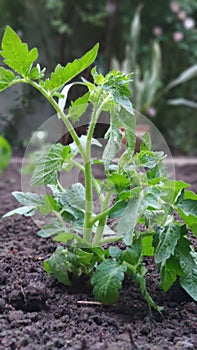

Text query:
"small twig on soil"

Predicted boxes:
[[18, 279, 27, 306], [77, 300, 102, 306], [127, 325, 138, 350], [29, 255, 45, 261]]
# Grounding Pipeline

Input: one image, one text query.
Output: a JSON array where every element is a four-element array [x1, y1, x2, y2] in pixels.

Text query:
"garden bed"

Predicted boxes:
[[0, 157, 197, 350]]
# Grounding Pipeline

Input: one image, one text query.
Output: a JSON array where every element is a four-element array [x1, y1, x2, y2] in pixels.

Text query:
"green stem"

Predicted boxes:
[[83, 94, 112, 242], [54, 209, 66, 226], [101, 236, 123, 245], [57, 179, 67, 193], [139, 230, 155, 237], [92, 190, 112, 246], [65, 159, 103, 200], [83, 160, 93, 242], [124, 261, 136, 274], [90, 206, 111, 226], [83, 105, 97, 241]]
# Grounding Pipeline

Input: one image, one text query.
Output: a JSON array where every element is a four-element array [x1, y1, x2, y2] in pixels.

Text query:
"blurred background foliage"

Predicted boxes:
[[0, 0, 196, 155]]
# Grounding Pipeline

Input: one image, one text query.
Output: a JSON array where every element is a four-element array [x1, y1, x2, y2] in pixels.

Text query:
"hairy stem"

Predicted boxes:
[[92, 191, 112, 246], [65, 160, 103, 200], [83, 94, 112, 242], [83, 105, 97, 242]]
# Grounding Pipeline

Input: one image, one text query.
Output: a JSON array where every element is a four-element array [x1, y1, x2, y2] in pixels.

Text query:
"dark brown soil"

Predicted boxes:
[[0, 158, 197, 350]]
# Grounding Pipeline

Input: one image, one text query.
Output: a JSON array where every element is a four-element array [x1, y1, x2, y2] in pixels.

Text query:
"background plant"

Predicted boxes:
[[112, 6, 197, 116], [1, 27, 197, 310], [0, 135, 11, 172]]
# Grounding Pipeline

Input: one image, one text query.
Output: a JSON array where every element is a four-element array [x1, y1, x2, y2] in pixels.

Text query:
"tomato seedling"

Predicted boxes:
[[1, 26, 197, 311]]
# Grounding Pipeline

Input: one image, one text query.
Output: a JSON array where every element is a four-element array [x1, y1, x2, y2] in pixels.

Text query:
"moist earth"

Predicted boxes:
[[0, 157, 197, 350]]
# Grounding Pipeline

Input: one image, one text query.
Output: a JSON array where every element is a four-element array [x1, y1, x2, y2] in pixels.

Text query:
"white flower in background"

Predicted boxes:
[[178, 10, 186, 20], [16, 30, 23, 38], [147, 107, 156, 117], [105, 1, 117, 14], [152, 26, 163, 36], [173, 31, 184, 42], [183, 17, 195, 30], [170, 1, 180, 13]]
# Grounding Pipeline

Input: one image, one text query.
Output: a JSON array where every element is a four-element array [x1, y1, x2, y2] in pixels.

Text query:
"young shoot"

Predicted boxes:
[[1, 26, 197, 311]]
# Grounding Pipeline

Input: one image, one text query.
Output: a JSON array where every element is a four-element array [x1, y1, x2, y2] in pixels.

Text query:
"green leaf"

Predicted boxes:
[[147, 163, 168, 180], [91, 259, 126, 304], [129, 5, 141, 67], [119, 187, 142, 201], [54, 232, 83, 244], [91, 67, 105, 85], [102, 125, 122, 170], [68, 92, 90, 121], [12, 191, 44, 206], [161, 180, 190, 204], [142, 186, 162, 210], [74, 248, 94, 266], [155, 223, 181, 265], [103, 70, 133, 114], [31, 143, 66, 186], [135, 265, 162, 312], [28, 64, 46, 80], [57, 183, 86, 224], [140, 41, 161, 110], [109, 246, 122, 259], [44, 246, 70, 286], [109, 200, 128, 219], [167, 98, 197, 109], [137, 150, 165, 169], [90, 247, 106, 260], [159, 256, 183, 292], [117, 193, 143, 245], [180, 269, 197, 302], [166, 64, 197, 91], [3, 191, 45, 218], [40, 194, 60, 214], [176, 192, 197, 217], [104, 173, 130, 193], [59, 193, 85, 223], [61, 204, 84, 223], [176, 191, 197, 236], [140, 132, 152, 151], [184, 190, 197, 200], [0, 67, 16, 91], [178, 213, 197, 236], [175, 237, 197, 302], [142, 235, 154, 256], [115, 107, 136, 150], [123, 240, 142, 267], [0, 26, 38, 76], [44, 43, 99, 92], [63, 183, 85, 210], [3, 205, 36, 217], [37, 222, 66, 238]]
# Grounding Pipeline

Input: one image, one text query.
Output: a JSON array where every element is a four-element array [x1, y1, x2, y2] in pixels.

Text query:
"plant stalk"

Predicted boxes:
[[92, 190, 112, 246], [83, 94, 112, 242]]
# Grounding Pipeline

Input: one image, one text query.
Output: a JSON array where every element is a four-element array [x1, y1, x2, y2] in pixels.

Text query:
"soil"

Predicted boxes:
[[0, 157, 197, 350]]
